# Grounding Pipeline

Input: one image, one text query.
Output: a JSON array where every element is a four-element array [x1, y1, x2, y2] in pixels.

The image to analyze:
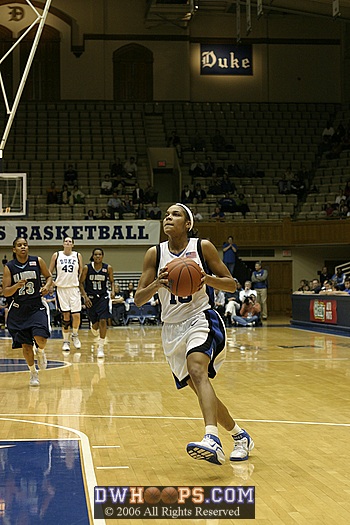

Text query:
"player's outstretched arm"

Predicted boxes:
[[135, 247, 168, 307], [201, 240, 236, 293]]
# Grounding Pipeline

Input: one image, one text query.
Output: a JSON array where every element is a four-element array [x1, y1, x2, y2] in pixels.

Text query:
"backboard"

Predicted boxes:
[[0, 173, 27, 216]]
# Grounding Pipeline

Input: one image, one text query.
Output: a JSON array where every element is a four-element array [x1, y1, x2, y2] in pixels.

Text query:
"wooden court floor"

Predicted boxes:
[[0, 318, 350, 524]]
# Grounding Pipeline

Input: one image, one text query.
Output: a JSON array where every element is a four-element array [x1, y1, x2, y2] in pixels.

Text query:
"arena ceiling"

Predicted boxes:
[[146, 1, 350, 27]]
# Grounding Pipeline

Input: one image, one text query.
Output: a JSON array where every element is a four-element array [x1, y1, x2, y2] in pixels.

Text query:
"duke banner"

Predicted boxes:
[[200, 44, 253, 75], [0, 220, 161, 246]]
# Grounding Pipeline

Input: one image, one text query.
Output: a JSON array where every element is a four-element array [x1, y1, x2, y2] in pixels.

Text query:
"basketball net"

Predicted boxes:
[[0, 0, 52, 164]]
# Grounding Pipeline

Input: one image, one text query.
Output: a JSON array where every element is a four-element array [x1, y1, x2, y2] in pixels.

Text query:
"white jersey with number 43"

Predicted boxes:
[[54, 250, 80, 288]]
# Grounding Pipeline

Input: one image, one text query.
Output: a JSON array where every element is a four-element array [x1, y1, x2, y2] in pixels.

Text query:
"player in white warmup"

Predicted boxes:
[[49, 237, 83, 352]]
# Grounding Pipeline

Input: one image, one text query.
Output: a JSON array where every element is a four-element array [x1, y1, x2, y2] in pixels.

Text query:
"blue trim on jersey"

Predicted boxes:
[[197, 239, 215, 307], [174, 309, 226, 389]]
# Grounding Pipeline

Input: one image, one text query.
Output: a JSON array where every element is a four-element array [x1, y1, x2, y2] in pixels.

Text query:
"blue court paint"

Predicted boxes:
[[0, 439, 90, 524], [0, 358, 65, 373]]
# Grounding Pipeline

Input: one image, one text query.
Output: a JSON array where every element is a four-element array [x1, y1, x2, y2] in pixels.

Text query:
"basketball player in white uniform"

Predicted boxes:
[[49, 237, 83, 352], [135, 203, 254, 466]]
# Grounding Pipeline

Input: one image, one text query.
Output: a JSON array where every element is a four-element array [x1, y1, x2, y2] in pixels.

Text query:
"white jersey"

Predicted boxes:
[[157, 238, 214, 324], [54, 250, 80, 288]]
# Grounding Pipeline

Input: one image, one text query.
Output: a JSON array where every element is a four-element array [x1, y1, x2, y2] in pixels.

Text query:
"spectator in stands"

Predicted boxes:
[[239, 281, 257, 302], [124, 199, 135, 214], [189, 156, 205, 178], [251, 261, 268, 320], [211, 128, 226, 152], [339, 203, 350, 219], [290, 173, 305, 199], [224, 284, 241, 327], [235, 193, 250, 217], [43, 285, 60, 326], [219, 193, 236, 213], [71, 184, 85, 204], [46, 181, 59, 204], [322, 121, 335, 141], [97, 208, 109, 220], [214, 289, 226, 318], [331, 267, 346, 290], [343, 278, 350, 295], [60, 184, 71, 205], [222, 236, 237, 276], [144, 181, 158, 204], [278, 173, 291, 195], [297, 279, 310, 292], [136, 203, 147, 219], [181, 184, 194, 204], [123, 156, 138, 182], [2, 255, 8, 266], [111, 283, 126, 326], [85, 209, 97, 220], [204, 155, 215, 178], [220, 173, 236, 194], [123, 281, 136, 310], [232, 294, 261, 327], [107, 192, 124, 219], [227, 162, 242, 178], [344, 181, 350, 199], [100, 174, 113, 196], [192, 206, 203, 222], [324, 202, 335, 217], [132, 182, 144, 205], [208, 174, 223, 195], [110, 157, 124, 177], [190, 131, 206, 152], [0, 284, 8, 329], [167, 129, 182, 158], [310, 278, 322, 294], [112, 173, 126, 195], [335, 188, 347, 207], [193, 182, 206, 204], [319, 266, 331, 285], [319, 279, 336, 294], [64, 164, 78, 186], [211, 205, 225, 222], [148, 201, 162, 220]]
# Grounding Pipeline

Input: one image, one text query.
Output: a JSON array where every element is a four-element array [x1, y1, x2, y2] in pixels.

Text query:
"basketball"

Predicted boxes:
[[144, 486, 162, 504], [167, 258, 202, 297], [161, 486, 178, 504]]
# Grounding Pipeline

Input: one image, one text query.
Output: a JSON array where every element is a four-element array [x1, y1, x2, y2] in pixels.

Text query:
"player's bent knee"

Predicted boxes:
[[61, 318, 70, 330]]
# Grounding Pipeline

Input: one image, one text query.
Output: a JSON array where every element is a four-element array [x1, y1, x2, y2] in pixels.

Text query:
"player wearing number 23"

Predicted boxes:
[[135, 203, 254, 466], [3, 237, 52, 386]]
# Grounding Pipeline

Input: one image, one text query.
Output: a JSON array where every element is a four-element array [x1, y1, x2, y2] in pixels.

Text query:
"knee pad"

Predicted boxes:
[[61, 318, 70, 330]]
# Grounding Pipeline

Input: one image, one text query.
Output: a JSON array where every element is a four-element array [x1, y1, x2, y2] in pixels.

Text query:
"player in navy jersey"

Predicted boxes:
[[2, 237, 52, 386], [79, 248, 115, 358], [135, 203, 254, 465]]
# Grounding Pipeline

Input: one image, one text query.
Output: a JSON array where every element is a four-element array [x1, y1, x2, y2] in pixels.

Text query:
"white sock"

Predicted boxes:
[[62, 330, 69, 342], [37, 347, 45, 354], [229, 423, 243, 436], [205, 425, 219, 437], [29, 364, 36, 373], [72, 328, 79, 336], [98, 337, 105, 348]]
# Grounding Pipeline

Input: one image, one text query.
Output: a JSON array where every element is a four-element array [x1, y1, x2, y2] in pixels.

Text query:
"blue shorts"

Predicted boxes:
[[7, 301, 51, 349], [87, 294, 111, 324]]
